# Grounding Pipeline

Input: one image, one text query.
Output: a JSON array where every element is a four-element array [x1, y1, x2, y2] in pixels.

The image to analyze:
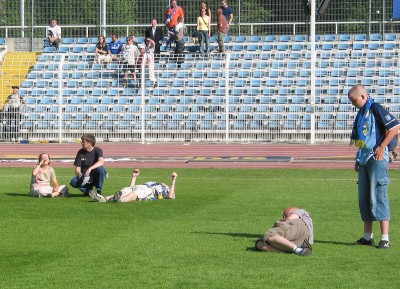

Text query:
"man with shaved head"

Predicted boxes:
[[348, 84, 400, 249], [255, 207, 313, 256]]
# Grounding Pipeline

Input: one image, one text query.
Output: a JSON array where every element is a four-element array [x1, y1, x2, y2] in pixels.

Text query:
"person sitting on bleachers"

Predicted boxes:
[[107, 34, 123, 61], [95, 36, 109, 63], [45, 18, 62, 52]]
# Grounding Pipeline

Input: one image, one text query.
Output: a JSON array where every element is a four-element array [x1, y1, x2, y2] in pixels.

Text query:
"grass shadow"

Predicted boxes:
[[5, 192, 84, 198], [314, 239, 354, 246], [193, 231, 261, 239], [5, 192, 31, 197]]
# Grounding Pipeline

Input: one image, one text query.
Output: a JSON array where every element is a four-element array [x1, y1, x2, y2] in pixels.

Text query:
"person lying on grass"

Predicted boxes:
[[30, 153, 69, 198], [255, 207, 314, 256], [89, 169, 177, 202]]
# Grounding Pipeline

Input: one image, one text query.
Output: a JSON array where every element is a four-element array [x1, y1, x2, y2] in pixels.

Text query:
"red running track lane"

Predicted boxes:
[[0, 143, 362, 169]]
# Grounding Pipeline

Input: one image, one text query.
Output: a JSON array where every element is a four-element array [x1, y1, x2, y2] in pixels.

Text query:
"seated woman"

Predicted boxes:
[[95, 35, 110, 63], [30, 153, 69, 198], [89, 169, 177, 202]]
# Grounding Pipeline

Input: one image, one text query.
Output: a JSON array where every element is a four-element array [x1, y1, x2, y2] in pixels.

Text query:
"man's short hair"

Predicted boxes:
[[81, 133, 96, 146], [12, 86, 19, 89]]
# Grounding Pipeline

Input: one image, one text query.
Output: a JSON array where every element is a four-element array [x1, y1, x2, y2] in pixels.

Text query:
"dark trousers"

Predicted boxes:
[[70, 166, 107, 195]]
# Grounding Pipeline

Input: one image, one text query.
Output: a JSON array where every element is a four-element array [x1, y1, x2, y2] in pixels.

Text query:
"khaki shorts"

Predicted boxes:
[[120, 185, 154, 201], [263, 219, 310, 247]]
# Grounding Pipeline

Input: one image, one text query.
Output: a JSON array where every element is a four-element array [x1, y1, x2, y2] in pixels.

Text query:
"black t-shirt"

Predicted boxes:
[[73, 147, 104, 173]]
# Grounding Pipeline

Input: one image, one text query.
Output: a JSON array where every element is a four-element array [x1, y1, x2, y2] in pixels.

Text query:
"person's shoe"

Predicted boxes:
[[378, 240, 390, 249], [301, 238, 312, 250], [254, 239, 263, 251], [354, 237, 374, 246], [89, 190, 107, 202], [112, 191, 123, 202], [59, 186, 70, 197], [298, 247, 312, 256]]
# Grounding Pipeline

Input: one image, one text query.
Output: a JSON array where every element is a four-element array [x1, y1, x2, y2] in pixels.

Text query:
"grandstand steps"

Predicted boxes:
[[0, 52, 40, 105]]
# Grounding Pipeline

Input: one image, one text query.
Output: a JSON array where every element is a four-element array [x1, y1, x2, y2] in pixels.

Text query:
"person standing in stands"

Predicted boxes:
[[145, 19, 164, 58], [122, 37, 140, 87], [46, 18, 62, 52], [216, 8, 228, 53], [221, 0, 233, 33], [164, 0, 184, 50], [197, 8, 211, 55], [4, 86, 26, 142], [199, 1, 212, 22]]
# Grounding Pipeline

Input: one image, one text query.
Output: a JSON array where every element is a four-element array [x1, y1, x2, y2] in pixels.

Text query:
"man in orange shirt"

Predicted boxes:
[[164, 0, 184, 49]]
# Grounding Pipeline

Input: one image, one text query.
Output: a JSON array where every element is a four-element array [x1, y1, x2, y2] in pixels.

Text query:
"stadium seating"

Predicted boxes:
[[21, 33, 400, 141]]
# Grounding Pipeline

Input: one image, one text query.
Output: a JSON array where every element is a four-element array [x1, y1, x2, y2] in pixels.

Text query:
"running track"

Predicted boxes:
[[0, 143, 362, 169]]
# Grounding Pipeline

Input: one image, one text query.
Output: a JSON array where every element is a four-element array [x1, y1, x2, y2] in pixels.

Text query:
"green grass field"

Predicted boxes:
[[1, 167, 400, 289]]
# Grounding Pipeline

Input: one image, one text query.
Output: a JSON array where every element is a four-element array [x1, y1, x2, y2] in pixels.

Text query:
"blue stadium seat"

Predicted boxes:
[[354, 34, 367, 41], [261, 44, 274, 52], [338, 34, 351, 42], [324, 34, 336, 42], [369, 33, 382, 41], [44, 47, 56, 53], [58, 46, 70, 53], [249, 35, 262, 43], [235, 36, 247, 43], [86, 97, 100, 105], [72, 46, 84, 53], [383, 34, 396, 44], [264, 35, 276, 42], [294, 35, 307, 42]]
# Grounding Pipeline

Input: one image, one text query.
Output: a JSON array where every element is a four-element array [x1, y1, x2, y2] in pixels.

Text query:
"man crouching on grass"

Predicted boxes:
[[255, 207, 314, 256]]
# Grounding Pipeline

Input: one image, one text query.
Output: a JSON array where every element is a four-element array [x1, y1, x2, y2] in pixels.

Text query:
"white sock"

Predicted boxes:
[[363, 232, 373, 241], [293, 246, 303, 255], [381, 235, 389, 242]]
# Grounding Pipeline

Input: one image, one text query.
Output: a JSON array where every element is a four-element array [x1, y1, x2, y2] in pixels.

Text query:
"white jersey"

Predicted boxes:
[[8, 93, 22, 108], [46, 25, 61, 39]]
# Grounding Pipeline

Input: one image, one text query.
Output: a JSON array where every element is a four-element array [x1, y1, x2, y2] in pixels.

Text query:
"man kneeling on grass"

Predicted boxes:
[[89, 169, 177, 202], [255, 207, 314, 256]]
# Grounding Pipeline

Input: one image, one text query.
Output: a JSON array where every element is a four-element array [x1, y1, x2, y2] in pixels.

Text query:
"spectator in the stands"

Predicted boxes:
[[4, 86, 26, 142], [45, 18, 62, 52], [144, 38, 157, 83], [221, 0, 233, 33], [129, 35, 139, 47], [172, 16, 185, 67], [164, 0, 184, 50], [197, 8, 211, 55], [107, 34, 124, 61], [136, 41, 156, 83], [95, 36, 109, 63], [122, 37, 140, 87], [200, 2, 212, 22], [145, 19, 164, 57], [216, 8, 227, 53]]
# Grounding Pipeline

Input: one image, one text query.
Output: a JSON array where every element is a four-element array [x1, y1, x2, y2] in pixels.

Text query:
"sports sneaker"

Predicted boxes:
[[112, 191, 123, 202], [254, 239, 263, 251], [299, 247, 312, 256], [301, 238, 312, 250], [378, 240, 390, 249], [59, 186, 70, 197], [89, 190, 107, 202], [354, 237, 374, 246]]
